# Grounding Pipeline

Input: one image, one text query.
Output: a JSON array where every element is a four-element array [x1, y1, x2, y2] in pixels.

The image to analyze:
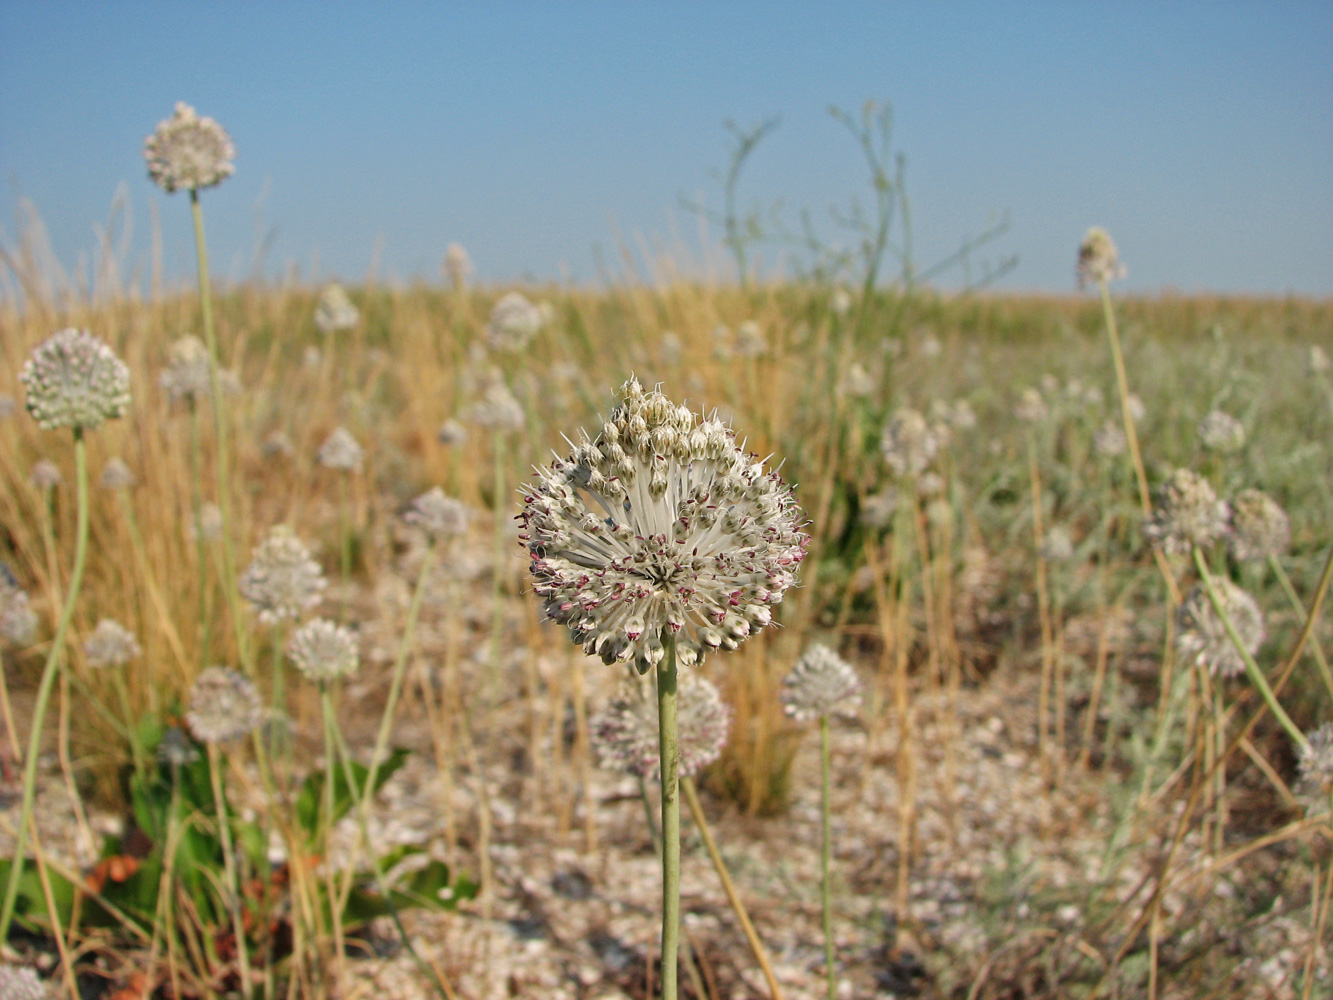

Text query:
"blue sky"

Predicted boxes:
[[1, 1, 1330, 296]]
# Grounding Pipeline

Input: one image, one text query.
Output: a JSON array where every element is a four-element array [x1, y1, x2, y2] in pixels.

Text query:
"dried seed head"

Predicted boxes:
[[487, 292, 543, 352], [1144, 468, 1230, 554], [1197, 410, 1245, 454], [404, 487, 469, 540], [240, 526, 325, 624], [29, 460, 62, 490], [314, 283, 360, 334], [99, 458, 135, 490], [288, 618, 360, 682], [881, 408, 939, 477], [144, 102, 235, 193], [317, 427, 364, 471], [1176, 579, 1264, 679], [20, 328, 131, 431], [781, 644, 862, 721], [592, 670, 731, 780], [1076, 226, 1126, 289], [84, 619, 141, 669], [1228, 489, 1290, 562], [186, 666, 262, 743], [520, 377, 808, 674]]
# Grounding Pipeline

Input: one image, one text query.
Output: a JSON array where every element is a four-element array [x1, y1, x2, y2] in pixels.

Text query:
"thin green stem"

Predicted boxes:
[[1269, 554, 1333, 701], [1191, 547, 1306, 749], [821, 713, 835, 1000], [207, 742, 253, 1000], [1, 430, 91, 942], [188, 398, 212, 667], [657, 636, 680, 1000]]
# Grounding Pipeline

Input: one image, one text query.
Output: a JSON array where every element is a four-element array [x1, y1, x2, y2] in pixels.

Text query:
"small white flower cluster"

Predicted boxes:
[[84, 618, 141, 669], [317, 427, 364, 471], [20, 329, 131, 431], [520, 377, 808, 674], [881, 408, 940, 478], [486, 292, 543, 352], [404, 487, 469, 541], [314, 283, 360, 334], [592, 670, 731, 780], [1144, 468, 1230, 554], [1176, 578, 1265, 679], [781, 644, 862, 721], [144, 102, 235, 193], [1197, 410, 1245, 454], [186, 667, 262, 743], [1228, 489, 1290, 562], [159, 335, 213, 404], [287, 618, 360, 683], [0, 564, 38, 647], [442, 243, 473, 288], [239, 526, 326, 624], [1076, 226, 1126, 289], [100, 458, 135, 490]]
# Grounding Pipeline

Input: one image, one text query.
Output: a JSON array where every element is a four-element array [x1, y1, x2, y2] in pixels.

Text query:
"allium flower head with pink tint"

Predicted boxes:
[[186, 667, 262, 743], [781, 644, 862, 721], [240, 526, 325, 624], [593, 670, 730, 780], [20, 329, 130, 431], [144, 102, 235, 193], [519, 377, 808, 674]]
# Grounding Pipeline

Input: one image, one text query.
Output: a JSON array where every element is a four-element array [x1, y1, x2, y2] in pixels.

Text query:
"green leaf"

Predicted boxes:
[[0, 858, 76, 932], [295, 748, 410, 838]]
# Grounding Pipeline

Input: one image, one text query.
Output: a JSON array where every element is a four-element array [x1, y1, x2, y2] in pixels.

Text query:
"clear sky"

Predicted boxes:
[[1, 1, 1330, 296]]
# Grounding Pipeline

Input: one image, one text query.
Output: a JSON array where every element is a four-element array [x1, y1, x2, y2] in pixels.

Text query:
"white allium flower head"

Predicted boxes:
[[240, 525, 325, 624], [29, 460, 63, 490], [84, 618, 141, 669], [592, 670, 731, 779], [470, 375, 524, 431], [486, 292, 543, 352], [317, 426, 364, 471], [734, 320, 766, 358], [1014, 387, 1048, 424], [1093, 420, 1127, 457], [288, 618, 360, 682], [1197, 410, 1245, 454], [519, 377, 809, 674], [1176, 579, 1264, 679], [442, 243, 473, 286], [881, 408, 939, 477], [100, 457, 135, 490], [860, 488, 898, 530], [20, 328, 131, 431], [404, 487, 469, 540], [781, 644, 862, 721], [1076, 226, 1127, 289], [1144, 468, 1230, 554], [144, 102, 235, 193], [437, 418, 468, 445], [314, 283, 360, 334], [1, 567, 38, 647], [159, 335, 212, 404], [1228, 489, 1290, 562], [186, 667, 262, 743], [1298, 723, 1333, 796]]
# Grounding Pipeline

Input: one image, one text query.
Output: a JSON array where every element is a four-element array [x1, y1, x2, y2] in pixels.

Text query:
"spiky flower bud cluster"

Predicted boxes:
[[159, 335, 213, 404], [186, 667, 262, 743], [314, 283, 360, 334], [1076, 226, 1126, 289], [881, 408, 939, 477], [486, 292, 543, 352], [1014, 387, 1048, 424], [1197, 410, 1245, 453], [1, 565, 38, 647], [144, 102, 235, 193], [240, 526, 326, 624], [1144, 468, 1230, 554], [1227, 489, 1290, 562], [519, 377, 808, 674], [442, 243, 473, 288], [404, 487, 469, 540], [317, 427, 364, 471], [288, 618, 360, 682], [1176, 579, 1265, 679], [84, 618, 141, 669], [20, 329, 131, 431], [592, 671, 731, 780], [1298, 723, 1333, 797], [781, 644, 862, 721], [100, 458, 135, 490]]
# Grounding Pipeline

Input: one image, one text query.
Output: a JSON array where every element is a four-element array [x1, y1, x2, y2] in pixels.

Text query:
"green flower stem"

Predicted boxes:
[[681, 776, 785, 1000], [0, 429, 90, 943], [206, 742, 254, 1000], [1267, 553, 1333, 701], [1098, 278, 1181, 606], [188, 398, 212, 667], [316, 684, 346, 980], [486, 431, 507, 704], [112, 667, 147, 780], [269, 623, 288, 765], [656, 635, 681, 1000], [820, 713, 836, 1000], [337, 470, 352, 622], [1191, 547, 1306, 750], [190, 189, 248, 671]]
